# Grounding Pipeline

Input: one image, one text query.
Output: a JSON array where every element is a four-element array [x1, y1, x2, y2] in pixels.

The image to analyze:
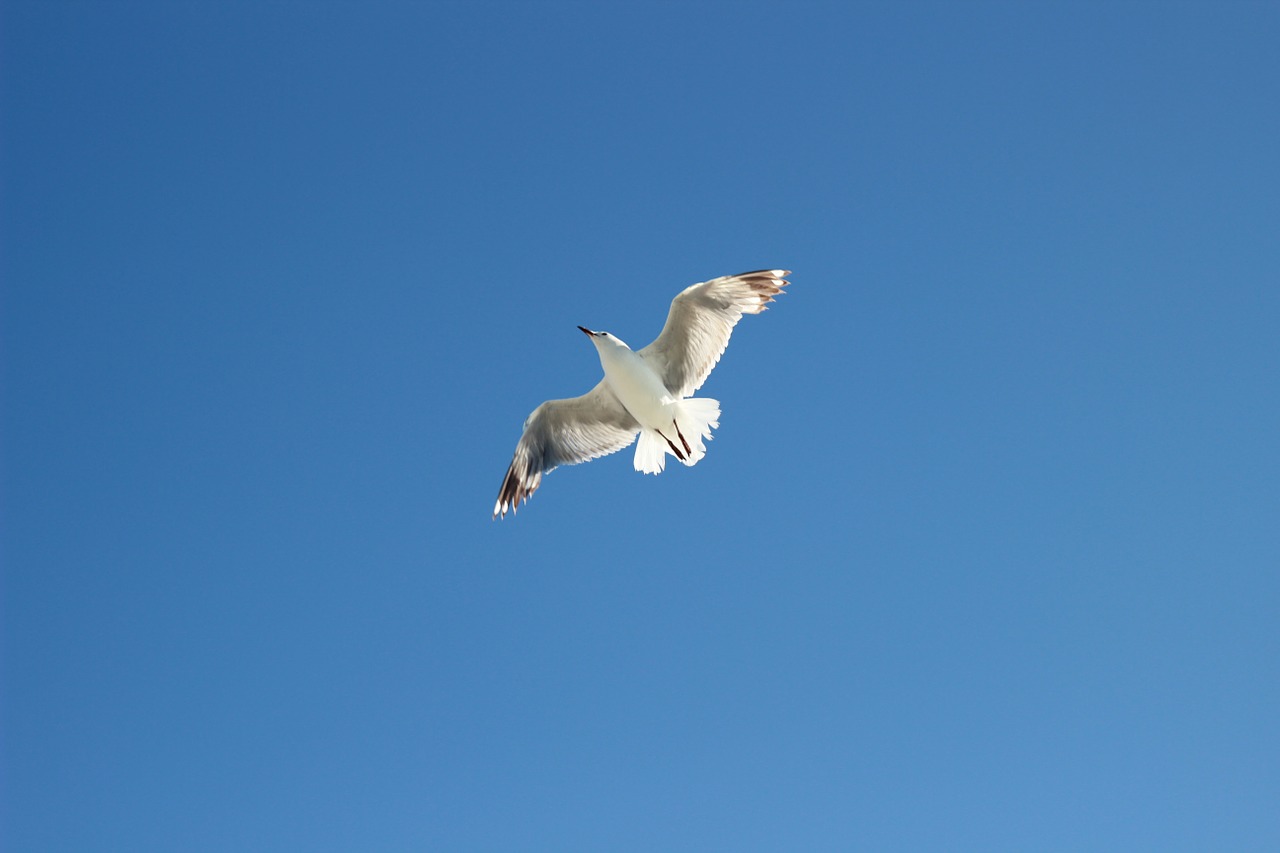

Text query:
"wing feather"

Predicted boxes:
[[493, 379, 640, 519], [638, 269, 790, 398]]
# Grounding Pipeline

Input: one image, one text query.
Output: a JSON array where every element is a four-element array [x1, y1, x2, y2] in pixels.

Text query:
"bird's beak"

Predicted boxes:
[[577, 326, 595, 337]]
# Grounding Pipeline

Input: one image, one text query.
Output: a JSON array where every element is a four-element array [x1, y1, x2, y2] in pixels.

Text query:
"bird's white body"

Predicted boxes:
[[590, 333, 674, 422], [587, 332, 721, 474]]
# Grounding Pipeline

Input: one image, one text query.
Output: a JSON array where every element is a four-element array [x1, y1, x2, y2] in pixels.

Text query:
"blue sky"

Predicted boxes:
[[3, 1, 1278, 849]]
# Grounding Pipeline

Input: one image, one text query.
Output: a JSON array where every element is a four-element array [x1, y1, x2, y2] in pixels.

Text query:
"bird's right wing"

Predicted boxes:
[[639, 269, 790, 398], [493, 379, 640, 519]]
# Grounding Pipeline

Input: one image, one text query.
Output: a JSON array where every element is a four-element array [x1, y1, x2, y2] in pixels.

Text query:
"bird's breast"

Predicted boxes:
[[598, 347, 673, 427]]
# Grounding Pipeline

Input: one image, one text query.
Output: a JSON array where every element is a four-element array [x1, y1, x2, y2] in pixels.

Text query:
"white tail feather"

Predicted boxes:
[[634, 429, 668, 474], [672, 397, 720, 466], [632, 397, 721, 473]]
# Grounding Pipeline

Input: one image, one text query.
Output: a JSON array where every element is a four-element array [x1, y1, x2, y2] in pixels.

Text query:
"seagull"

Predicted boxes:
[[493, 269, 790, 519]]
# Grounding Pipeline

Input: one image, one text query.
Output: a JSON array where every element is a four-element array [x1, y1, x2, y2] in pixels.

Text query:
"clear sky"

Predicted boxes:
[[3, 1, 1278, 850]]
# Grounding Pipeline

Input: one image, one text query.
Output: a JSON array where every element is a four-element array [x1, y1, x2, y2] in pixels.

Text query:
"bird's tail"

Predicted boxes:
[[632, 397, 721, 475]]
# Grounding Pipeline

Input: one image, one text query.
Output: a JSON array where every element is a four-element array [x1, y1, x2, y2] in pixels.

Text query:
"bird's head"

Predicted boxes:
[[578, 326, 612, 343], [578, 326, 631, 352]]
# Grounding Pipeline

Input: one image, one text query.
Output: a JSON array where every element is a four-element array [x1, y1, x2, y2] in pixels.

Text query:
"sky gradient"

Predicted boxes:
[[4, 1, 1279, 850]]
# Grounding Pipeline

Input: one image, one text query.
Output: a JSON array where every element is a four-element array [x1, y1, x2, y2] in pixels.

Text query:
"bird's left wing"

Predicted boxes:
[[639, 269, 789, 398], [494, 379, 640, 519]]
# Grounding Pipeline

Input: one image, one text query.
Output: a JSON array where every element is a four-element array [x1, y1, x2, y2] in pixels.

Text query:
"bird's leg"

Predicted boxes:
[[656, 429, 686, 461], [672, 419, 692, 456]]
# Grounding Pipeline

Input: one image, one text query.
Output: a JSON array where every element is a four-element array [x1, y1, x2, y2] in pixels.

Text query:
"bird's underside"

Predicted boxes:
[[493, 268, 790, 519]]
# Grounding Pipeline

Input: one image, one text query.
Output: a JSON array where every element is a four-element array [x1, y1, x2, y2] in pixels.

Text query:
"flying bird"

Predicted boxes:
[[493, 269, 791, 519]]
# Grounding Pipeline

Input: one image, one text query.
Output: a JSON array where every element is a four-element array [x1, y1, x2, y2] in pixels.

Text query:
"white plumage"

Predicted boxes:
[[493, 269, 790, 519]]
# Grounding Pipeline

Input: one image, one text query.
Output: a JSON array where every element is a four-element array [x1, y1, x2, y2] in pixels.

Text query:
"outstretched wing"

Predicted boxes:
[[638, 269, 790, 398], [493, 379, 640, 519]]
